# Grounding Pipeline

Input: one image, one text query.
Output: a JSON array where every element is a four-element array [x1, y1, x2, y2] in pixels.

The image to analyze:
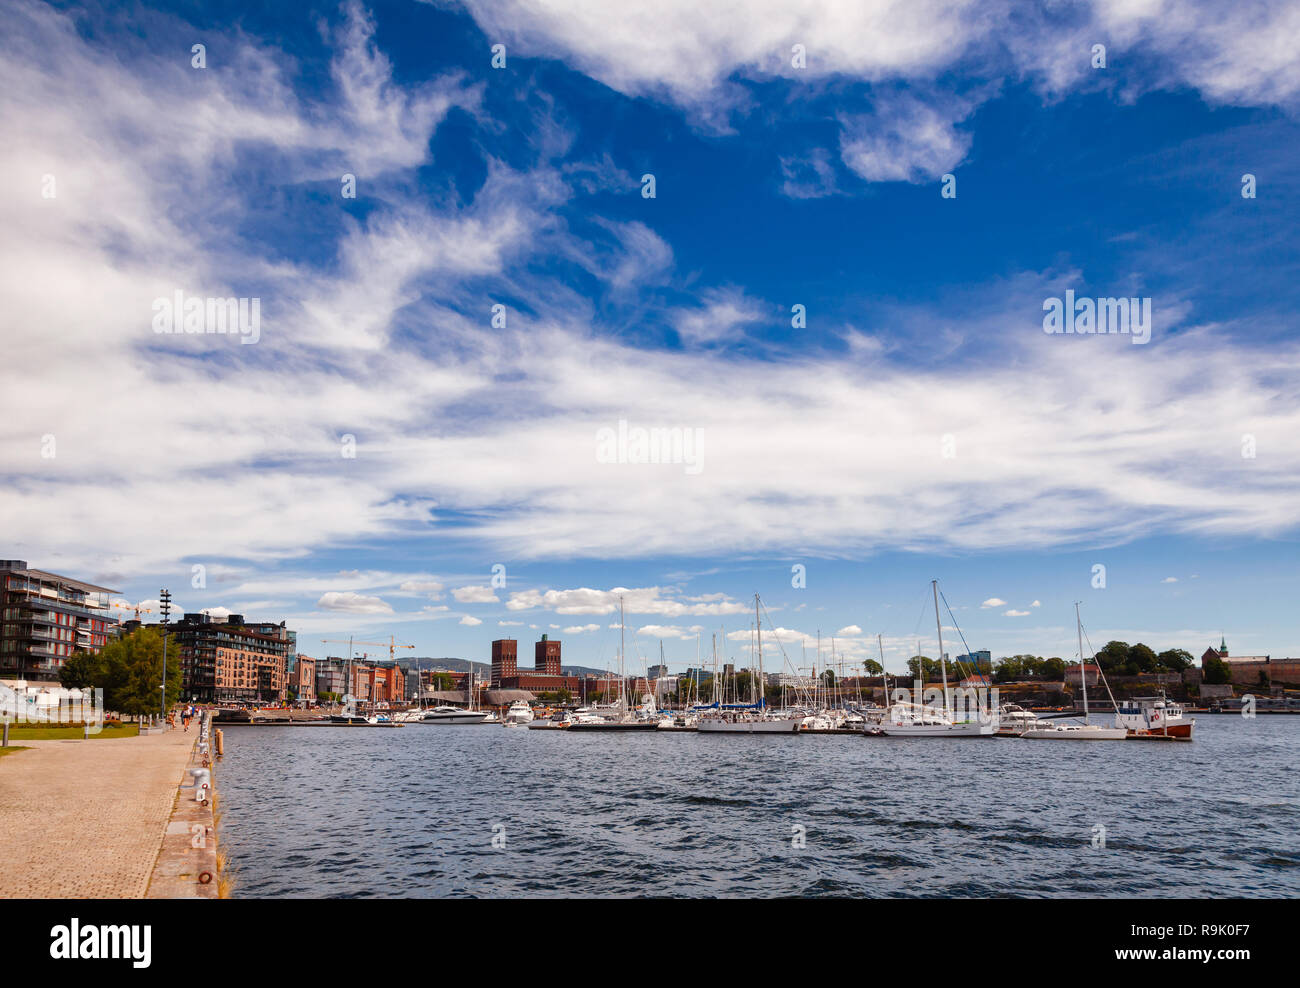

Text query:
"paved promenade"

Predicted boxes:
[[0, 727, 195, 897]]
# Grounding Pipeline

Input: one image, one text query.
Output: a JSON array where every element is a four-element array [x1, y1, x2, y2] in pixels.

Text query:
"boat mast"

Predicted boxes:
[[932, 580, 949, 717], [755, 594, 764, 709], [619, 595, 626, 716], [1076, 601, 1088, 725], [878, 633, 888, 705], [816, 630, 821, 709]]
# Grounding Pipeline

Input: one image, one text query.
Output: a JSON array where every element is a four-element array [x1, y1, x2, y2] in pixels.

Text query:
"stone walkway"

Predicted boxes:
[[0, 727, 195, 897]]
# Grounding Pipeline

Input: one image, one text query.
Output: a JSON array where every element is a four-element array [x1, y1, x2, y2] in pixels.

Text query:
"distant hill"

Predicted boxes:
[[403, 656, 613, 677]]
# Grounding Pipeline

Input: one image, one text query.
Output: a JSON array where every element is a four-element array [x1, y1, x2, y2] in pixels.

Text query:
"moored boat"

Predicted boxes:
[[1115, 692, 1195, 740]]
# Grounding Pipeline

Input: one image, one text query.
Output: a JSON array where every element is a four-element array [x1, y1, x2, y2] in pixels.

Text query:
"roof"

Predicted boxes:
[[484, 689, 536, 705], [0, 565, 119, 595], [422, 690, 468, 703]]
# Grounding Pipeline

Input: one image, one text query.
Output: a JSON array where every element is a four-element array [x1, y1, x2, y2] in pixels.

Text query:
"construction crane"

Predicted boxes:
[[319, 635, 415, 663], [112, 602, 153, 620]]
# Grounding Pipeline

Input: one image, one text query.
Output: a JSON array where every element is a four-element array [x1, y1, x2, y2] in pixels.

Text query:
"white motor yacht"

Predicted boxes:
[[503, 700, 534, 727], [420, 705, 489, 725]]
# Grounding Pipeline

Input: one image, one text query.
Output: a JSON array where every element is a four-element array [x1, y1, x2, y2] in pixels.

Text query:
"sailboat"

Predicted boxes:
[[567, 596, 660, 731], [697, 595, 803, 734], [1021, 603, 1126, 740], [878, 581, 995, 737]]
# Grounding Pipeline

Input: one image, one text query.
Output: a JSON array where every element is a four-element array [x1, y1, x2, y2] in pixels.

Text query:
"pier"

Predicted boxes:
[[0, 720, 211, 897]]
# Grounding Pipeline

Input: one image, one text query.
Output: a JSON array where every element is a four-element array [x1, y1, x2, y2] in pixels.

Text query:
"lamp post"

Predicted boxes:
[[159, 589, 172, 719]]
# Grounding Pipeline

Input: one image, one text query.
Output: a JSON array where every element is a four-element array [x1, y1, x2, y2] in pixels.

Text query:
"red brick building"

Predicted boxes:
[[294, 655, 316, 701], [491, 639, 517, 686], [535, 634, 561, 675], [368, 663, 405, 704]]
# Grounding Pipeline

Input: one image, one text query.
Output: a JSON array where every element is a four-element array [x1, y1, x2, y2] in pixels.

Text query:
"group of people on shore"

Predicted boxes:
[[166, 704, 200, 731]]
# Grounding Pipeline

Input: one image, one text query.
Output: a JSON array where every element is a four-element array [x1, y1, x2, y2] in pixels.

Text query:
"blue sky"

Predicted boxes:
[[4, 0, 1299, 674]]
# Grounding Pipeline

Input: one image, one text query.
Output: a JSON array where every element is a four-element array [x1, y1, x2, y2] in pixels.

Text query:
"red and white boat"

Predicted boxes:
[[1115, 692, 1194, 740]]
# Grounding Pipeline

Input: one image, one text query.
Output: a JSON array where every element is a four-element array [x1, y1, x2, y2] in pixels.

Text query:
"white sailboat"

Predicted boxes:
[[878, 581, 995, 737], [1022, 603, 1126, 740], [698, 595, 803, 734]]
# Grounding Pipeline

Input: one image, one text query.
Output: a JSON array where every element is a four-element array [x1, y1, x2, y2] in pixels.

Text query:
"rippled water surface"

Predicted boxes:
[[216, 715, 1300, 897]]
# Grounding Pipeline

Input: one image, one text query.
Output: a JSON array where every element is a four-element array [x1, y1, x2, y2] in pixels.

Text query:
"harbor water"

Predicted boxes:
[[216, 715, 1299, 897]]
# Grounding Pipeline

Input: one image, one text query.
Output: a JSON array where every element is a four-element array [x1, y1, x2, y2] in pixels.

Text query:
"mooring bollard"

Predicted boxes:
[[215, 729, 224, 756], [2, 722, 8, 747], [187, 767, 211, 802]]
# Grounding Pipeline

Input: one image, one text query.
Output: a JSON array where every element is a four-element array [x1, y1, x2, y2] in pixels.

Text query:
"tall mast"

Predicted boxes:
[[1076, 601, 1088, 725], [619, 595, 626, 715], [878, 633, 887, 704], [933, 580, 949, 717], [754, 594, 764, 708], [711, 632, 717, 706]]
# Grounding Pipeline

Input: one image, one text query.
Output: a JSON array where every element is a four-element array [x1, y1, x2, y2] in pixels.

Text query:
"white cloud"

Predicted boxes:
[[673, 286, 766, 344], [1161, 577, 1179, 583], [459, 615, 483, 626], [981, 598, 1007, 608], [4, 1, 1300, 588], [836, 625, 863, 636], [505, 587, 749, 617], [1031, 600, 1041, 607], [839, 95, 973, 183], [453, 585, 500, 603], [317, 591, 394, 614], [562, 623, 601, 634], [636, 624, 696, 639], [399, 580, 445, 596], [1004, 609, 1031, 618]]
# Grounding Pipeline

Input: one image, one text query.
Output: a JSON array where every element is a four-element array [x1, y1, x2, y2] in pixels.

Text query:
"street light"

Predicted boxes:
[[159, 589, 172, 719]]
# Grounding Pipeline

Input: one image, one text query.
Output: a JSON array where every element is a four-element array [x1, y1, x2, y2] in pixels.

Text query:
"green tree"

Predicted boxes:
[[58, 651, 105, 690], [1155, 649, 1193, 673], [1128, 643, 1158, 674], [1042, 657, 1066, 679], [862, 659, 883, 676], [1093, 641, 1131, 674], [907, 655, 937, 680], [66, 627, 182, 717], [1202, 655, 1230, 685]]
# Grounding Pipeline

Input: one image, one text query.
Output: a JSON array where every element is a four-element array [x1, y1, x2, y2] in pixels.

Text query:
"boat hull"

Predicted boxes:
[[1022, 725, 1128, 740], [418, 712, 489, 725], [1125, 722, 1193, 740], [566, 720, 660, 731], [877, 720, 995, 737], [697, 718, 802, 733]]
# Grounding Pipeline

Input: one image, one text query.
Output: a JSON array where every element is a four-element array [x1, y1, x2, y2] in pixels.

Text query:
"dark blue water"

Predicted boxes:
[[215, 715, 1300, 897]]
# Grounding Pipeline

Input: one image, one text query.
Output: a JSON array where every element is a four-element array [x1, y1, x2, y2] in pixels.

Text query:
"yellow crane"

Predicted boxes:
[[112, 601, 153, 620], [319, 635, 415, 662]]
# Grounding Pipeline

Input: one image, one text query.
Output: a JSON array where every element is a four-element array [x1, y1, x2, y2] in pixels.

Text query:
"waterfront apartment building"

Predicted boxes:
[[166, 613, 292, 704], [294, 655, 316, 701], [367, 662, 405, 704], [0, 560, 118, 683], [315, 657, 349, 697]]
